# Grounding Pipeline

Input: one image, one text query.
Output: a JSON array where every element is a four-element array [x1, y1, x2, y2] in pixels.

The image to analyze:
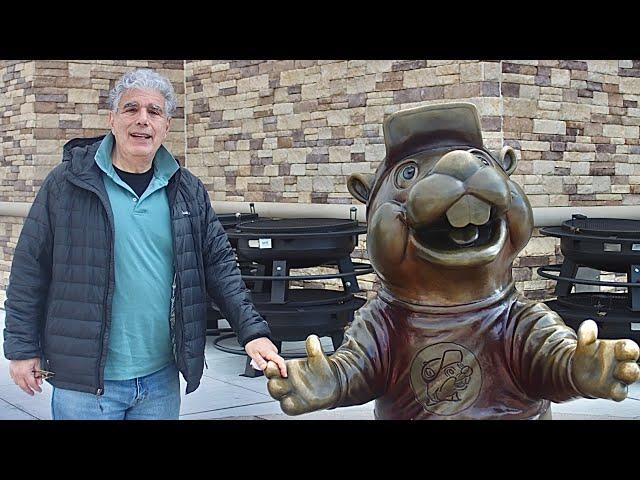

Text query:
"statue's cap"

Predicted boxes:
[[364, 103, 486, 211], [382, 102, 484, 168]]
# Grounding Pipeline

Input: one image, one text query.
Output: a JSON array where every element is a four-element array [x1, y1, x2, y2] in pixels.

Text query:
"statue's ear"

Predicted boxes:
[[499, 146, 518, 176], [347, 173, 374, 204]]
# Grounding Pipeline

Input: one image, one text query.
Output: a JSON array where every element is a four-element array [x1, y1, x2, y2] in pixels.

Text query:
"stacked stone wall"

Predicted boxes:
[[1, 59, 639, 303]]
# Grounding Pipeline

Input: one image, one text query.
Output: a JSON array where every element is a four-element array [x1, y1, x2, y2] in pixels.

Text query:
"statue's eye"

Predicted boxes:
[[445, 367, 455, 377], [396, 162, 418, 188], [469, 149, 492, 166], [402, 165, 416, 180]]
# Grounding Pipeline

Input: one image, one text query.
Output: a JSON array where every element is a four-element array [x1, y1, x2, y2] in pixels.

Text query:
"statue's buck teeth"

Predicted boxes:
[[445, 195, 491, 228]]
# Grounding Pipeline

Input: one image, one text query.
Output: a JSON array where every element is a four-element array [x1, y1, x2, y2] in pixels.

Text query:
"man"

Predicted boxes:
[[3, 68, 286, 420]]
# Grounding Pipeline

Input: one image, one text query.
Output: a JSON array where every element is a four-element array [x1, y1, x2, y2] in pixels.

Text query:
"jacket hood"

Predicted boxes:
[[62, 135, 106, 163]]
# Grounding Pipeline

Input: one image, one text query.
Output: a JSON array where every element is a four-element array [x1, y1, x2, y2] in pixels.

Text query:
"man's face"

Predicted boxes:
[[108, 88, 171, 162]]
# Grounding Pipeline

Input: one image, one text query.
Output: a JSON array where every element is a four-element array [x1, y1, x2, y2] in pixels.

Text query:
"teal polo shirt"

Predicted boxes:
[[95, 133, 179, 380]]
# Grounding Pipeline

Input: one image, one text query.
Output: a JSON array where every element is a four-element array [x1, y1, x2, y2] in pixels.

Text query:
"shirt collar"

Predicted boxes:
[[94, 132, 179, 182]]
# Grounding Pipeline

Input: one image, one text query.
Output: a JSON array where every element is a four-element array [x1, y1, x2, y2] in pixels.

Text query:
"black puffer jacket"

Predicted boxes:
[[3, 136, 271, 395]]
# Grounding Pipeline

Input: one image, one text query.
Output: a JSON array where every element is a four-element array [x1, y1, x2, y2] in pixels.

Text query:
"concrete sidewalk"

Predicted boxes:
[[0, 310, 638, 420]]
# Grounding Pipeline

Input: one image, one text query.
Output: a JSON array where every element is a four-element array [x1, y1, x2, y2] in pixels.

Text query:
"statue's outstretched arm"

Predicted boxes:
[[507, 300, 639, 402], [266, 312, 389, 415]]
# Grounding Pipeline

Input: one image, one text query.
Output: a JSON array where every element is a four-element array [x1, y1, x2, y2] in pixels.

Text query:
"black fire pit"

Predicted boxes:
[[213, 212, 373, 376], [229, 217, 366, 268], [538, 215, 640, 341], [541, 216, 640, 273]]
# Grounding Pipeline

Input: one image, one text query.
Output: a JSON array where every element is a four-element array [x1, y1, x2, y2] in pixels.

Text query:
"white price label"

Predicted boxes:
[[631, 323, 640, 331], [248, 240, 260, 248], [603, 243, 621, 252], [259, 238, 272, 249]]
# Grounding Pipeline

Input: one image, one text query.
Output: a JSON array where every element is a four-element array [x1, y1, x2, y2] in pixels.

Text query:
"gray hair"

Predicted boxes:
[[108, 69, 177, 118]]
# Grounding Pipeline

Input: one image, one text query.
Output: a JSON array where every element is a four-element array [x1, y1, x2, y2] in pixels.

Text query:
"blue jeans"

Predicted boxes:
[[51, 363, 181, 420]]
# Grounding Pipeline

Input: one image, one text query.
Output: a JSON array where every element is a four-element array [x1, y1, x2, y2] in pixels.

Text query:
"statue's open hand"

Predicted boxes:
[[572, 320, 640, 401], [265, 334, 340, 415]]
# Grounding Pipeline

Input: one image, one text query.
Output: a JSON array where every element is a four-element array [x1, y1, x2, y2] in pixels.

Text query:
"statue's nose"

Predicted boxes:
[[431, 150, 487, 182], [406, 149, 511, 228]]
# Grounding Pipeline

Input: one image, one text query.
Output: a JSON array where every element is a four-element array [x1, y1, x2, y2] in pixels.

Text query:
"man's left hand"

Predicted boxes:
[[245, 337, 287, 377]]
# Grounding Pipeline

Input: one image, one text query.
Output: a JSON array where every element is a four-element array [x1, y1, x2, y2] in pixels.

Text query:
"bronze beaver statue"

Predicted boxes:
[[265, 102, 640, 419]]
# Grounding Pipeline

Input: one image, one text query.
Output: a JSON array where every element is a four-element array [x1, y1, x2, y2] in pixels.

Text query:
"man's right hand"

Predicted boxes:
[[9, 358, 43, 396], [265, 335, 340, 415]]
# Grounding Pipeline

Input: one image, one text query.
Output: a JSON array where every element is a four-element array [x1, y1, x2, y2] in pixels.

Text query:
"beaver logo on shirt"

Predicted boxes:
[[422, 349, 473, 405], [410, 343, 481, 416]]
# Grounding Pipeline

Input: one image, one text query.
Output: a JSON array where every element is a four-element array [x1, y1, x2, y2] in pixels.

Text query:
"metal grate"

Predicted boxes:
[[562, 218, 640, 238], [556, 292, 632, 314], [218, 212, 258, 229], [251, 288, 354, 307], [237, 217, 358, 234]]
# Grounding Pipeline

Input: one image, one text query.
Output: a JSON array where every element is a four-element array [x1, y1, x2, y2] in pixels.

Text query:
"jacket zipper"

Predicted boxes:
[[168, 174, 187, 376], [97, 231, 112, 396], [66, 175, 113, 396], [172, 263, 184, 365]]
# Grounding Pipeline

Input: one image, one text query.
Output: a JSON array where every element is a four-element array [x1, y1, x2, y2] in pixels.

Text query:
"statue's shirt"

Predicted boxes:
[[330, 287, 579, 420]]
